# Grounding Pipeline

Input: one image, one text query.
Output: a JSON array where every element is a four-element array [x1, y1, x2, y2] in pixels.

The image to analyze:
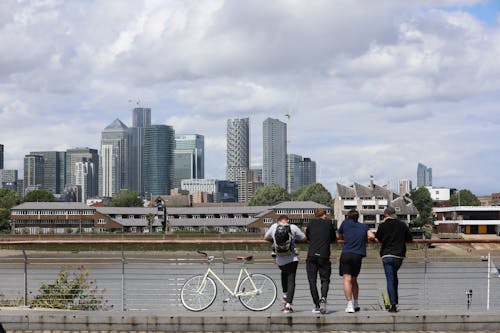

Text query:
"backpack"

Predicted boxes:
[[273, 224, 293, 256]]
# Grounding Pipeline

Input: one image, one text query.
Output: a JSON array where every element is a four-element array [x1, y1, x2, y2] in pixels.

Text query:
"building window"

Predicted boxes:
[[97, 219, 106, 225], [264, 218, 273, 224]]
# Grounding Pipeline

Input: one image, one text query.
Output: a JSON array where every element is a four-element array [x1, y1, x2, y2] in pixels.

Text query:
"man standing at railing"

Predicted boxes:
[[375, 207, 413, 313], [264, 214, 306, 314]]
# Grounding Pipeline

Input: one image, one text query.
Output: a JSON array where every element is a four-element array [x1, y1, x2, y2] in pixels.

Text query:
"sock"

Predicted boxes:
[[353, 299, 359, 308]]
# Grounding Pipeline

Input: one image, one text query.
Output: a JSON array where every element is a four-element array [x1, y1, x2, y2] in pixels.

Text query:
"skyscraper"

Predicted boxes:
[[129, 107, 151, 195], [99, 119, 129, 197], [173, 134, 205, 189], [398, 179, 412, 195], [237, 169, 264, 203], [226, 118, 250, 182], [67, 148, 99, 197], [0, 169, 17, 190], [30, 151, 66, 195], [287, 154, 317, 193], [263, 118, 287, 188], [24, 154, 44, 192], [75, 160, 96, 203], [417, 163, 432, 187], [143, 125, 175, 197], [0, 144, 4, 169]]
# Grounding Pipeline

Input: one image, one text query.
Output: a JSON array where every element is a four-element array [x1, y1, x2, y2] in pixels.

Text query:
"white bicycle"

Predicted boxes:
[[180, 251, 277, 311]]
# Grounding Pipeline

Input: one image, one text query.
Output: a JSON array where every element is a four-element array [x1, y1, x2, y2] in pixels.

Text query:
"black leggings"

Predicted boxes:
[[306, 256, 332, 306], [279, 261, 299, 304]]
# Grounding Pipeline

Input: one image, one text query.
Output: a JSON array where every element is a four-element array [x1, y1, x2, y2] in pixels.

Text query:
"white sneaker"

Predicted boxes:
[[345, 303, 355, 313], [312, 307, 321, 314]]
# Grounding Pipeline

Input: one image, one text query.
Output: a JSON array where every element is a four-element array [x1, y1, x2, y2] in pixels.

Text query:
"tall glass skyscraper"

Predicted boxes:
[[129, 107, 151, 195], [66, 148, 99, 197], [24, 154, 44, 192], [226, 118, 250, 182], [99, 119, 129, 197], [263, 117, 287, 188], [30, 151, 66, 195], [287, 154, 317, 193], [173, 134, 204, 189], [0, 144, 4, 169], [417, 162, 432, 187], [143, 125, 175, 197]]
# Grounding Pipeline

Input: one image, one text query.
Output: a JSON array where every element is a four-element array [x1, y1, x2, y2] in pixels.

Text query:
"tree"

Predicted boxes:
[[146, 213, 156, 232], [0, 189, 21, 232], [292, 183, 332, 207], [249, 184, 290, 206], [23, 189, 55, 203], [410, 187, 433, 227], [110, 190, 144, 207], [450, 189, 480, 206]]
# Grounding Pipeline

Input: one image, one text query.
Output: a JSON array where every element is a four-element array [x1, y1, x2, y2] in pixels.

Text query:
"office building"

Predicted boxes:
[[23, 154, 44, 192], [226, 118, 250, 182], [16, 179, 24, 198], [99, 119, 129, 197], [143, 125, 175, 197], [287, 154, 317, 193], [417, 162, 432, 187], [30, 151, 66, 195], [173, 134, 204, 189], [0, 144, 3, 169], [0, 169, 18, 190], [263, 118, 287, 188], [66, 148, 99, 197], [75, 160, 96, 203], [398, 179, 412, 195], [237, 169, 264, 203], [129, 107, 151, 195], [180, 178, 238, 203]]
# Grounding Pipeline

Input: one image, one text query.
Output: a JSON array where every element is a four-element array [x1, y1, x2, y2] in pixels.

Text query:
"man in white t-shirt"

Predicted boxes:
[[264, 215, 306, 314]]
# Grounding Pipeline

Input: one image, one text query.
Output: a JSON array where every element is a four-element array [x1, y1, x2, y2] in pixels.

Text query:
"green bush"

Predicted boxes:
[[31, 266, 110, 310]]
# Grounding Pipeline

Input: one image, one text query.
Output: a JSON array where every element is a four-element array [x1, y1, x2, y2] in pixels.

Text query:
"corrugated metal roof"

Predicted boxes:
[[12, 202, 93, 210], [170, 218, 257, 227], [273, 201, 329, 209], [166, 206, 270, 215], [96, 207, 158, 215]]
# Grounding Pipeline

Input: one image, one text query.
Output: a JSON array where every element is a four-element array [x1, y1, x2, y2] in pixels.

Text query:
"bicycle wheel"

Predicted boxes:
[[180, 275, 217, 311], [238, 273, 277, 311]]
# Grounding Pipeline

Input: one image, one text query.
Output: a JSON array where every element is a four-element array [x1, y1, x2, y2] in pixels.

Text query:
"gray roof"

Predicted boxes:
[[336, 184, 356, 198], [96, 207, 158, 215], [170, 218, 257, 227], [12, 202, 94, 210], [390, 197, 418, 215], [337, 182, 396, 200], [167, 206, 270, 215], [273, 201, 330, 209], [114, 218, 162, 227], [104, 118, 128, 131]]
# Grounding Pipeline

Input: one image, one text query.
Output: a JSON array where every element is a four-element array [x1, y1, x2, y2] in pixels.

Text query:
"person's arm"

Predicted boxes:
[[305, 225, 310, 242], [330, 223, 337, 243], [263, 225, 274, 242], [336, 231, 344, 240], [294, 225, 307, 243], [404, 224, 413, 242], [336, 222, 343, 241], [367, 229, 376, 241]]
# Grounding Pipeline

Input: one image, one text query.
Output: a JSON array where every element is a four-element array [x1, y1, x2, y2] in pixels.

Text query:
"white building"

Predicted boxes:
[[398, 179, 412, 195], [434, 206, 500, 235], [424, 186, 451, 202]]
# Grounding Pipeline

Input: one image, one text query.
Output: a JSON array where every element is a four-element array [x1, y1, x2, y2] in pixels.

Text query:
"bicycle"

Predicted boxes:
[[180, 251, 277, 311]]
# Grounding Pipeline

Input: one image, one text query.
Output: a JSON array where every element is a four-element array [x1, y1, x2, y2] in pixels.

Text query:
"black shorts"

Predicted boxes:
[[339, 252, 363, 277]]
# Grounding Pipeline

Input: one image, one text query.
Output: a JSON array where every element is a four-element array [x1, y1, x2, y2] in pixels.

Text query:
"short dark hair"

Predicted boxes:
[[314, 208, 327, 218], [347, 209, 359, 221], [278, 215, 289, 222], [384, 207, 396, 216]]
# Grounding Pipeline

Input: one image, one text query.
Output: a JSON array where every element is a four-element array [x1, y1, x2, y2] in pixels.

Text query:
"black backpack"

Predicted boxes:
[[274, 224, 293, 256]]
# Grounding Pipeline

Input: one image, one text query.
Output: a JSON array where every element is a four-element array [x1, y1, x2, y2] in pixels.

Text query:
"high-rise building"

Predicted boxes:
[[237, 169, 263, 203], [75, 160, 96, 203], [173, 134, 205, 189], [263, 118, 287, 188], [287, 154, 317, 193], [226, 118, 250, 182], [129, 107, 151, 195], [180, 178, 238, 203], [143, 125, 175, 197], [0, 169, 18, 190], [0, 144, 4, 169], [24, 154, 44, 192], [30, 151, 66, 195], [99, 119, 129, 197], [66, 148, 99, 197], [398, 179, 412, 195], [417, 163, 432, 187]]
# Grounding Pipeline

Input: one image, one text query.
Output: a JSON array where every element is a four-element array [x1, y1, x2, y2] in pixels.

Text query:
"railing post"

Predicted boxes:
[[121, 248, 125, 311], [22, 249, 28, 307]]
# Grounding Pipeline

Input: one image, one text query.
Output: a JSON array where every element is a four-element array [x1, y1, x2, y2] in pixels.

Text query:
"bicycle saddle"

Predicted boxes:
[[236, 256, 253, 261]]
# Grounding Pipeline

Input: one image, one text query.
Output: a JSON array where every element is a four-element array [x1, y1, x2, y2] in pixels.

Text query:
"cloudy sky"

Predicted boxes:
[[1, 0, 499, 195]]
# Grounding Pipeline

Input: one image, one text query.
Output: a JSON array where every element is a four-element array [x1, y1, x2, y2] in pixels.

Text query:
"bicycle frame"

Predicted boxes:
[[197, 264, 258, 298]]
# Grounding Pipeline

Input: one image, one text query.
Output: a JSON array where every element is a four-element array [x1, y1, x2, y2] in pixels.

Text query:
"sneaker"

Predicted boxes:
[[312, 307, 321, 314], [281, 294, 288, 304], [388, 304, 398, 313], [345, 303, 355, 313], [283, 303, 293, 314], [319, 297, 327, 314], [354, 306, 361, 312]]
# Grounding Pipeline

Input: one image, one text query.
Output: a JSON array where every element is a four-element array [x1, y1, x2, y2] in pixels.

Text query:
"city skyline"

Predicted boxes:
[[1, 1, 500, 195]]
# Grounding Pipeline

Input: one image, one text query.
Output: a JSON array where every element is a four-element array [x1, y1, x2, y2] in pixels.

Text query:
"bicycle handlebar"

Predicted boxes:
[[197, 250, 208, 257]]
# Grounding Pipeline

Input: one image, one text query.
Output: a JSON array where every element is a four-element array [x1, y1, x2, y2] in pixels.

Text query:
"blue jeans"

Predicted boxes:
[[382, 257, 403, 305]]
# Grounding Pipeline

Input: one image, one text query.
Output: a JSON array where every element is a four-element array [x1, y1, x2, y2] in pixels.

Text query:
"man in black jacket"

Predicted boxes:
[[306, 208, 336, 314], [375, 207, 413, 313]]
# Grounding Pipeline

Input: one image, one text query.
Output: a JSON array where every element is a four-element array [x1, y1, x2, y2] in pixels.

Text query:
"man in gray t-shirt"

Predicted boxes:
[[264, 215, 306, 313]]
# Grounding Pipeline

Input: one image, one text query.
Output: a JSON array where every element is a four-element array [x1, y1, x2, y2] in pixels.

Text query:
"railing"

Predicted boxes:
[[0, 239, 499, 313]]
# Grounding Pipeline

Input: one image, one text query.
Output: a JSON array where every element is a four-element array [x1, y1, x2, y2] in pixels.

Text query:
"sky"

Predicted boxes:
[[1, 0, 500, 196]]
